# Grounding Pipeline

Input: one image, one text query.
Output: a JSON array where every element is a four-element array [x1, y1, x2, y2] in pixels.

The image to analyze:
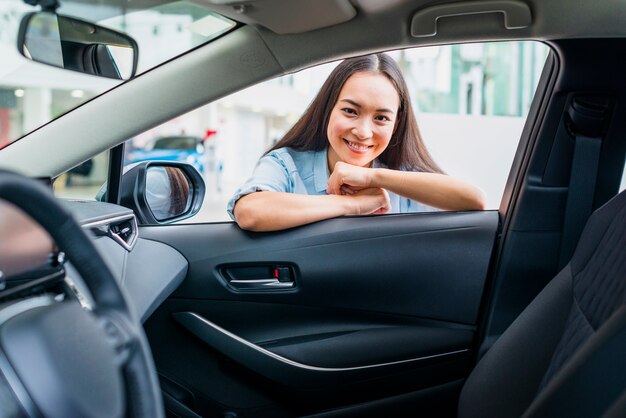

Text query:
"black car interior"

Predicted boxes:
[[459, 187, 626, 417], [136, 39, 626, 417], [0, 171, 164, 418], [1, 2, 626, 416]]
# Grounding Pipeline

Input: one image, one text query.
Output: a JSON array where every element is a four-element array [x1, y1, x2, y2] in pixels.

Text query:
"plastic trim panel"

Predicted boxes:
[[174, 311, 470, 390]]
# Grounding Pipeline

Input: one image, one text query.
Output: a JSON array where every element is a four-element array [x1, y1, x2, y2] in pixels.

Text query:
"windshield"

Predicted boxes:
[[0, 0, 235, 149]]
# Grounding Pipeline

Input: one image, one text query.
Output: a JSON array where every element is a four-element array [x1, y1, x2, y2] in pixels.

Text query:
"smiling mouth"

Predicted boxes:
[[344, 139, 373, 152]]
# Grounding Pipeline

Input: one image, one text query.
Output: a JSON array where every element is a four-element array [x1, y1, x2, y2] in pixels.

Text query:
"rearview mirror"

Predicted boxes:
[[18, 12, 138, 80]]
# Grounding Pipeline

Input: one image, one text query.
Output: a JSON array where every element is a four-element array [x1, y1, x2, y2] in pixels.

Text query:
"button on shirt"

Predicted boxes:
[[227, 147, 435, 220]]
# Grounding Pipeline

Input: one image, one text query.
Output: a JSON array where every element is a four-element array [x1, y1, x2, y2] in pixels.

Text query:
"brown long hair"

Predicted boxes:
[[269, 53, 443, 173], [165, 167, 190, 216]]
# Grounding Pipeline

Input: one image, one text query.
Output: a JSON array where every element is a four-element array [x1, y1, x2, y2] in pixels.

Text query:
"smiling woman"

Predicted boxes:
[[228, 53, 486, 232]]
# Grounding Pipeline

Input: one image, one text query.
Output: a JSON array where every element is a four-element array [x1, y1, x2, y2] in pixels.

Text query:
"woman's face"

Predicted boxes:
[[326, 71, 400, 170]]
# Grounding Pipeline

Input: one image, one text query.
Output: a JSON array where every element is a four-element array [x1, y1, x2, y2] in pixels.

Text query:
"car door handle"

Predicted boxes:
[[229, 278, 294, 289], [221, 265, 295, 291]]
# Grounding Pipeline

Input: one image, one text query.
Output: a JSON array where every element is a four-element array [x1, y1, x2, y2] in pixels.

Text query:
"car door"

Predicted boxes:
[[141, 209, 497, 417], [123, 44, 557, 418]]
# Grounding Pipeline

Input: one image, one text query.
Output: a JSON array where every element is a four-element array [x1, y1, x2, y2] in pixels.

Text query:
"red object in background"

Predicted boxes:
[[203, 129, 218, 141], [0, 109, 11, 149]]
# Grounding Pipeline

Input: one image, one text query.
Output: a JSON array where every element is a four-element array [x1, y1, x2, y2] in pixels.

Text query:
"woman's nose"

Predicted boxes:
[[351, 121, 372, 139]]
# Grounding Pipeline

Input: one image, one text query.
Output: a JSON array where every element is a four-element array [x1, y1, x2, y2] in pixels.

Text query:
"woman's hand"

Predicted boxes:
[[327, 161, 375, 195], [346, 187, 391, 215], [326, 162, 391, 214]]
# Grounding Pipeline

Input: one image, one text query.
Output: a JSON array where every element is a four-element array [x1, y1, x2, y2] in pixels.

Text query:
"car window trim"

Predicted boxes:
[[107, 143, 125, 204]]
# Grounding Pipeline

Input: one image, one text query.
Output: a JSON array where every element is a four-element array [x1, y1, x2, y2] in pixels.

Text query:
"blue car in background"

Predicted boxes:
[[126, 135, 207, 175]]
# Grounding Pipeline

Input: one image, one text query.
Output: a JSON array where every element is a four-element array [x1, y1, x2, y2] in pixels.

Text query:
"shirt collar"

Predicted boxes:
[[313, 148, 329, 192], [372, 159, 386, 169]]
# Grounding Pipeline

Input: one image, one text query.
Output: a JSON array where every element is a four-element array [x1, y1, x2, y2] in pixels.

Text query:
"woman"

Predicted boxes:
[[228, 53, 485, 231]]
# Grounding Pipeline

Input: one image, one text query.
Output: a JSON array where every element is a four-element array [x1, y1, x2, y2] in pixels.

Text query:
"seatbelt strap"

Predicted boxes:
[[558, 99, 607, 268]]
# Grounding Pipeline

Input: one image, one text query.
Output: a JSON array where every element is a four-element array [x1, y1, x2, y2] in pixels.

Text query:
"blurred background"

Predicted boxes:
[[0, 1, 552, 222]]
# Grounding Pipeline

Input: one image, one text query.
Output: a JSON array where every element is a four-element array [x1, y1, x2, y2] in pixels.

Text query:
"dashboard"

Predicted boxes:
[[0, 198, 188, 323], [0, 200, 55, 279]]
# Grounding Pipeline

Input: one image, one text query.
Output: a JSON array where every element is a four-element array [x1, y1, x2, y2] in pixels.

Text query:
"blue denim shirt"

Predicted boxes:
[[227, 147, 435, 220]]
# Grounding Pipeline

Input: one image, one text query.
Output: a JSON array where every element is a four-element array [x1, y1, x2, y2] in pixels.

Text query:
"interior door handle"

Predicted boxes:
[[221, 265, 295, 291], [229, 278, 294, 289]]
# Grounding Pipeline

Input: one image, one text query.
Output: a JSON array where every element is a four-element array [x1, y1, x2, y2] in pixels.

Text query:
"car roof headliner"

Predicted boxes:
[[62, 0, 626, 40], [2, 0, 625, 177]]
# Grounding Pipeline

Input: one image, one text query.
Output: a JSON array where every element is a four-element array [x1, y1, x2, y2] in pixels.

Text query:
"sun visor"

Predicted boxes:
[[207, 0, 357, 34]]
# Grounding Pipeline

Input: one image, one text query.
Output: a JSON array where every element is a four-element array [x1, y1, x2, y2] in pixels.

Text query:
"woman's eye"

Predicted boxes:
[[375, 115, 391, 122], [342, 108, 357, 115]]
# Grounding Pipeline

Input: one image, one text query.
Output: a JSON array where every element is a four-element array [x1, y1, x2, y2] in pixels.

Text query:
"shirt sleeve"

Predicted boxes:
[[227, 151, 294, 220], [405, 198, 439, 213]]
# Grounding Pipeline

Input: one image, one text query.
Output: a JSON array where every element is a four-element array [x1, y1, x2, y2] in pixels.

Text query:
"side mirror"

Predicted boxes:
[[120, 162, 205, 224], [18, 12, 138, 80]]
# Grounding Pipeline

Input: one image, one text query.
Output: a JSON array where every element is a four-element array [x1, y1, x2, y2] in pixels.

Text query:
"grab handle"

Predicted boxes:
[[411, 0, 532, 38]]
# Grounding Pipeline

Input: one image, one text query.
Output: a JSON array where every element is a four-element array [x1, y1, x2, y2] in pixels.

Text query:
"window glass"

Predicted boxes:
[[52, 151, 109, 200], [125, 41, 550, 222], [0, 0, 234, 149]]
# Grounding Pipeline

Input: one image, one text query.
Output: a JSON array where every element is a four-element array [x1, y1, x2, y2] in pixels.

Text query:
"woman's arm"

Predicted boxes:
[[372, 169, 486, 210], [327, 162, 486, 211], [233, 188, 390, 232]]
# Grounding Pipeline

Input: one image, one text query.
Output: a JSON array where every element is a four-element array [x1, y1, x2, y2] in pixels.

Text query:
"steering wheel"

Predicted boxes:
[[0, 170, 163, 418]]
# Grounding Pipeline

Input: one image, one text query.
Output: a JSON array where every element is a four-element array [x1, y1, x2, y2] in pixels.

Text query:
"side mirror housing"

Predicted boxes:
[[18, 11, 138, 80], [120, 162, 205, 224]]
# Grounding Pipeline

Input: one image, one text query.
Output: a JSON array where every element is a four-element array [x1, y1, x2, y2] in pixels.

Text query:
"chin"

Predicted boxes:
[[345, 157, 373, 167]]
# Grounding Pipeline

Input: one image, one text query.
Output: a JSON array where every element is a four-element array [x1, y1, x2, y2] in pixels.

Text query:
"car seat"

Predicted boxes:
[[458, 189, 626, 417]]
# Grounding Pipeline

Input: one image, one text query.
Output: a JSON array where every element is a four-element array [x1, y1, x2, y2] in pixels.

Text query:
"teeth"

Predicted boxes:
[[345, 140, 370, 151]]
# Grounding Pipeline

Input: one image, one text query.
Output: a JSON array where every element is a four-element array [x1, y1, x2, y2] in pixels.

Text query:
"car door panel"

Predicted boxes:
[[141, 211, 498, 415], [144, 211, 497, 322], [171, 310, 473, 389]]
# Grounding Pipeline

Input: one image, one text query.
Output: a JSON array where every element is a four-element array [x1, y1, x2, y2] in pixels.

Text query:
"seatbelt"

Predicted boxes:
[[558, 98, 608, 268]]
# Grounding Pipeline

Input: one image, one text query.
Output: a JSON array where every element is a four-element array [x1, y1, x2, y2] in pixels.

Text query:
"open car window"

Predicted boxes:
[[120, 41, 549, 222]]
